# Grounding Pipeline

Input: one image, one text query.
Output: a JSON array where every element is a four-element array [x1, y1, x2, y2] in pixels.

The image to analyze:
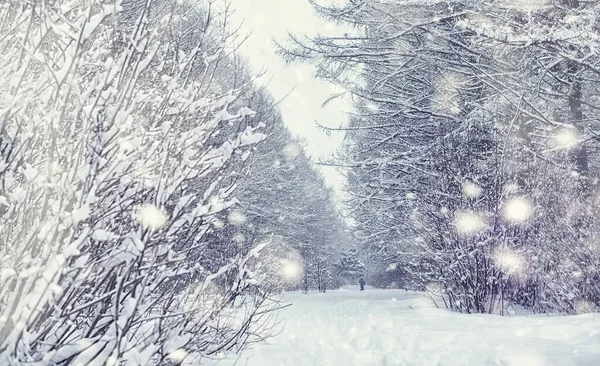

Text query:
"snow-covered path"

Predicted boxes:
[[216, 288, 599, 366]]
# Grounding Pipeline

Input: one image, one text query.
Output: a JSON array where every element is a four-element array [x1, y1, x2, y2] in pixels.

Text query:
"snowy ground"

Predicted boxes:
[[210, 288, 599, 366]]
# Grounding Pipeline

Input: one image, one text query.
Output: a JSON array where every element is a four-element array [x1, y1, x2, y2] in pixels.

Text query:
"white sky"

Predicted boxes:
[[228, 0, 351, 195]]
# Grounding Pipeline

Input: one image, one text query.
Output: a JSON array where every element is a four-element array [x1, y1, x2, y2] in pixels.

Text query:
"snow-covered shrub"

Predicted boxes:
[[0, 0, 276, 363]]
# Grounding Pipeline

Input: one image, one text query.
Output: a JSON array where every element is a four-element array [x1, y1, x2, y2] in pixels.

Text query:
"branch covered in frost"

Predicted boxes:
[[0, 0, 278, 363]]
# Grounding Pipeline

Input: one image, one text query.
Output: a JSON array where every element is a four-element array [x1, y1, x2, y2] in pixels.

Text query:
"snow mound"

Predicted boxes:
[[208, 289, 600, 366]]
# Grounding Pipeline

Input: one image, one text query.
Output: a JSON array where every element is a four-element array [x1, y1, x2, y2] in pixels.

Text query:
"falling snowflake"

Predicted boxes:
[[212, 218, 225, 229], [167, 348, 189, 363], [554, 128, 579, 150], [136, 204, 167, 230], [228, 210, 247, 226], [454, 211, 486, 236], [504, 183, 519, 194], [503, 198, 532, 223], [494, 248, 523, 274], [232, 232, 246, 243], [280, 258, 303, 282], [462, 181, 483, 198]]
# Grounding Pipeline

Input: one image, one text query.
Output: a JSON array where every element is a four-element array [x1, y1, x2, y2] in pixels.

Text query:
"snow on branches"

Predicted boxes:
[[0, 0, 275, 364], [288, 0, 600, 314]]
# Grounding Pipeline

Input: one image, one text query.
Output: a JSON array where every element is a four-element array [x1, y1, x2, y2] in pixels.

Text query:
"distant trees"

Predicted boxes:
[[233, 98, 350, 293], [335, 248, 365, 285], [285, 0, 600, 314]]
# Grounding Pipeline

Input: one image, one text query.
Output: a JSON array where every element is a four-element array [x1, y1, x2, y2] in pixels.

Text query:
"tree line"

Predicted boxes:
[[282, 0, 600, 315]]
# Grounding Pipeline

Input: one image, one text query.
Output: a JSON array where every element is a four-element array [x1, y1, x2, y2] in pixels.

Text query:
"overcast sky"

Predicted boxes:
[[228, 0, 351, 195]]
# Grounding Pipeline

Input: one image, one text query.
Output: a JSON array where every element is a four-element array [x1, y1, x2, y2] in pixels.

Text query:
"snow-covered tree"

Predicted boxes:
[[0, 0, 283, 363], [283, 0, 600, 314], [236, 111, 349, 292], [335, 248, 365, 284]]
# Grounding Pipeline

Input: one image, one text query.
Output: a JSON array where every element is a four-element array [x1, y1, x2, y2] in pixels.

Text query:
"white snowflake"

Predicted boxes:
[[167, 348, 189, 363], [454, 211, 486, 236], [232, 232, 246, 243], [228, 210, 247, 226], [503, 198, 532, 223], [136, 204, 168, 230], [405, 192, 417, 200], [494, 248, 523, 274], [504, 183, 519, 194], [280, 259, 303, 282], [462, 181, 483, 198], [212, 218, 225, 229], [554, 128, 579, 150]]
